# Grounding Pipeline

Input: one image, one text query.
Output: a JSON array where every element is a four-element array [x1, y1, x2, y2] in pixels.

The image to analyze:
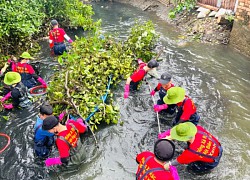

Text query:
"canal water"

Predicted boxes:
[[0, 1, 249, 180]]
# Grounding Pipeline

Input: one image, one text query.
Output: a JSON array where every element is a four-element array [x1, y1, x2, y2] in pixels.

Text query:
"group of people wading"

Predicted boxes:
[[124, 58, 223, 179], [0, 20, 81, 167], [0, 19, 223, 179]]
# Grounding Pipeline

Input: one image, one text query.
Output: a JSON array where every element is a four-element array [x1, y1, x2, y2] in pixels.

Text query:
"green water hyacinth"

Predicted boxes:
[[48, 21, 159, 131]]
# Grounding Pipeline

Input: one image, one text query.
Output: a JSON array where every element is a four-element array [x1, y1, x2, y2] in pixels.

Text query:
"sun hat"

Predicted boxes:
[[51, 19, 58, 26], [40, 102, 53, 115], [170, 122, 197, 141], [147, 59, 159, 68], [20, 52, 34, 60], [42, 116, 59, 130], [4, 72, 21, 85], [154, 139, 175, 161], [163, 87, 185, 104], [159, 72, 172, 85]]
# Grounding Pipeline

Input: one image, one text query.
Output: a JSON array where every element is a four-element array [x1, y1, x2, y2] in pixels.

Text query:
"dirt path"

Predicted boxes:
[[114, 0, 232, 45]]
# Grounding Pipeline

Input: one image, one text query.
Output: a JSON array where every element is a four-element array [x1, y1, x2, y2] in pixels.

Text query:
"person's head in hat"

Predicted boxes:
[[4, 72, 21, 87], [154, 139, 175, 162], [159, 72, 172, 90], [19, 52, 34, 63], [50, 19, 59, 28], [170, 122, 197, 142], [163, 87, 185, 105], [42, 116, 60, 135], [39, 102, 53, 120], [147, 59, 159, 69]]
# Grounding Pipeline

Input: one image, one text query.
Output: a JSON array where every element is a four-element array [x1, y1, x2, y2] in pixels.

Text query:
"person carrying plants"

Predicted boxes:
[[49, 19, 73, 55], [136, 139, 179, 180], [42, 115, 87, 166], [13, 52, 47, 89], [34, 103, 55, 158], [153, 87, 200, 126], [162, 122, 223, 174], [1, 72, 31, 109], [124, 58, 159, 99], [151, 72, 177, 117]]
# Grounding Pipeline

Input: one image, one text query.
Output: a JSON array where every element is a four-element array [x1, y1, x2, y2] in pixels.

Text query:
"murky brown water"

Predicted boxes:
[[0, 2, 249, 180]]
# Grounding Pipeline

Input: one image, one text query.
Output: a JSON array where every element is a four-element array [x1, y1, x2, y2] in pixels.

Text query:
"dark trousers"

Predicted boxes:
[[188, 146, 223, 173], [53, 43, 67, 55]]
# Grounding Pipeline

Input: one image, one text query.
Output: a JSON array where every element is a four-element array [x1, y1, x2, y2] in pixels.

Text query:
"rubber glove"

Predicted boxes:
[[124, 84, 130, 99], [137, 58, 143, 65], [169, 165, 180, 180], [158, 129, 170, 139], [37, 77, 47, 88], [68, 39, 73, 43], [3, 104, 14, 109], [45, 157, 62, 167], [1, 92, 11, 102], [7, 59, 13, 64], [76, 118, 87, 129], [58, 111, 66, 121], [150, 90, 156, 96], [153, 104, 168, 112]]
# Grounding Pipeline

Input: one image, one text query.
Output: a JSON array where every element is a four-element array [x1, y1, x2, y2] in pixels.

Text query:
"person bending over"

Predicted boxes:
[[124, 58, 159, 99], [42, 116, 87, 166]]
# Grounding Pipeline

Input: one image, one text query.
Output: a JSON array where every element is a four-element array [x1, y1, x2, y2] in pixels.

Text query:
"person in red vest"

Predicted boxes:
[[162, 122, 223, 174], [153, 87, 200, 126], [42, 116, 87, 166], [49, 19, 73, 55], [136, 139, 179, 180], [12, 52, 47, 89], [151, 72, 176, 116], [124, 58, 159, 99]]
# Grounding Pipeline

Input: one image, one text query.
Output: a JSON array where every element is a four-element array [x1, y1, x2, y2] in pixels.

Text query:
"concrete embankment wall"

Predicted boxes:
[[230, 0, 250, 57]]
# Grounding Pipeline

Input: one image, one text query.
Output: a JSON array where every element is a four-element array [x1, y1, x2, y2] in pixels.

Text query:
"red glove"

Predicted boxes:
[[68, 39, 73, 43], [150, 90, 156, 96], [124, 84, 130, 99], [3, 104, 14, 109], [153, 104, 168, 112], [45, 157, 62, 167]]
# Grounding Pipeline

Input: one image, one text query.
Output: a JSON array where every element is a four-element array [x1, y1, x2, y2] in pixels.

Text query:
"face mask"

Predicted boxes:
[[26, 60, 30, 64]]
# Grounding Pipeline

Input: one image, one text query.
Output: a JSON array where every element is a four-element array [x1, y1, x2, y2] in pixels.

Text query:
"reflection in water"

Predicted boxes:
[[0, 1, 250, 180]]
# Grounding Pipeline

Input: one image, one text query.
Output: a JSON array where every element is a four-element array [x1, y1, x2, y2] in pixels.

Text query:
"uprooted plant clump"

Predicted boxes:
[[47, 21, 159, 131]]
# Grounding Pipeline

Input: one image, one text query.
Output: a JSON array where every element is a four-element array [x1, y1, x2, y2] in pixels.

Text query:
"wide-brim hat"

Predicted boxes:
[[42, 116, 59, 130], [4, 72, 21, 85], [163, 87, 185, 104], [170, 122, 197, 141], [154, 139, 175, 161], [20, 52, 34, 60]]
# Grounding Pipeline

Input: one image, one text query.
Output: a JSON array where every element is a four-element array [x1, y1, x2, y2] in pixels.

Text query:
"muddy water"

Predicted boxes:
[[0, 1, 250, 180]]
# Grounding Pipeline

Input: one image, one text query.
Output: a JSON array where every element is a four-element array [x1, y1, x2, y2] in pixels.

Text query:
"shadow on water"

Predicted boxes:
[[0, 1, 250, 180]]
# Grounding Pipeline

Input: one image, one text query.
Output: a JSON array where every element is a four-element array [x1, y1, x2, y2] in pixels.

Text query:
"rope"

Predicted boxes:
[[85, 75, 112, 122], [0, 133, 10, 154]]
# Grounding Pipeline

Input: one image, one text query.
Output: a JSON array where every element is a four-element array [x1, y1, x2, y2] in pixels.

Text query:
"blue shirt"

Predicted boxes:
[[34, 116, 54, 141]]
